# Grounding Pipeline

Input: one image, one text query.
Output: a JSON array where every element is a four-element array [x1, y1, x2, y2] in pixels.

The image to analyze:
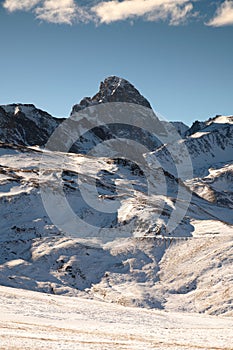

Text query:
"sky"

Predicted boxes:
[[0, 0, 233, 125]]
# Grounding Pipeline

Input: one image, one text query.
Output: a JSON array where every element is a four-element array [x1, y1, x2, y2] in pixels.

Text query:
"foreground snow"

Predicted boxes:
[[0, 286, 233, 350]]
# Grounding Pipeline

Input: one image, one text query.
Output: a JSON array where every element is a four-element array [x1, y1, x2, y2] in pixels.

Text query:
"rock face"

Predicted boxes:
[[0, 104, 61, 147], [185, 120, 206, 136], [69, 76, 163, 154], [71, 76, 152, 114]]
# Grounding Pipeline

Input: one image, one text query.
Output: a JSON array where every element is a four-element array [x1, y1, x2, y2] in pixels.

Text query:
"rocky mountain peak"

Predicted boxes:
[[0, 103, 59, 147], [185, 120, 206, 136], [71, 76, 151, 114]]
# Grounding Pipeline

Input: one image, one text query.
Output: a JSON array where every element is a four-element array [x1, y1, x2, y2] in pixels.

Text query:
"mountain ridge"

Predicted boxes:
[[1, 76, 230, 154]]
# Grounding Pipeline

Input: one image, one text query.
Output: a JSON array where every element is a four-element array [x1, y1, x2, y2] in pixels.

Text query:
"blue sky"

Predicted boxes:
[[1, 0, 233, 125]]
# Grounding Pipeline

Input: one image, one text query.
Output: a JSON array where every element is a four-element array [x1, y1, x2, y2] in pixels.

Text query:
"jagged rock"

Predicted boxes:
[[0, 104, 61, 146], [71, 76, 152, 114], [70, 76, 164, 154], [185, 120, 206, 136]]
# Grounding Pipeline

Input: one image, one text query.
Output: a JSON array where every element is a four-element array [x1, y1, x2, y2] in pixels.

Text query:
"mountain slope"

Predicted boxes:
[[0, 77, 232, 317], [0, 142, 232, 315], [0, 104, 61, 146]]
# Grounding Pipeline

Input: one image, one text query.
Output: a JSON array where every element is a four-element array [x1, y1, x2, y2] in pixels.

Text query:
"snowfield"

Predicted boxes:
[[0, 285, 233, 350]]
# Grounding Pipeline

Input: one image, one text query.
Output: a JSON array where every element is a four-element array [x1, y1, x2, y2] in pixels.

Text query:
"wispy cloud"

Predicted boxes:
[[7, 0, 228, 27], [35, 0, 78, 25], [207, 0, 233, 27], [3, 0, 41, 12], [92, 0, 194, 25], [3, 0, 91, 24]]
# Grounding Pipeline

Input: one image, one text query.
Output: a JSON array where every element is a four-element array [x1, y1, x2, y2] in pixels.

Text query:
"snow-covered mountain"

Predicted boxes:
[[0, 104, 61, 146], [0, 141, 232, 315], [0, 77, 188, 154], [148, 116, 233, 177], [0, 76, 232, 317]]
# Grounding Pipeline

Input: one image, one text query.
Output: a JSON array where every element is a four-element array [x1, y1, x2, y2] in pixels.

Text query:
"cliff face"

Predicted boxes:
[[0, 104, 61, 146], [71, 76, 152, 114]]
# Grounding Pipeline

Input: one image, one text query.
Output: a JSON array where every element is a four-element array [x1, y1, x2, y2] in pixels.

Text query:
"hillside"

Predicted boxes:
[[0, 76, 232, 318]]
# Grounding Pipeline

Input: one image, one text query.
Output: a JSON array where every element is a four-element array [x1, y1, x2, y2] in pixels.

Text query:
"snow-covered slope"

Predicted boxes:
[[146, 114, 233, 231], [147, 121, 233, 179], [0, 142, 232, 315], [186, 114, 233, 137], [188, 163, 233, 207], [1, 285, 233, 350]]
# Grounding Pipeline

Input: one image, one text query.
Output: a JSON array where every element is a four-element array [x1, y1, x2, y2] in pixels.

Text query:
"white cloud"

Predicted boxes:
[[2, 0, 91, 24], [91, 0, 194, 25], [146, 2, 194, 25], [2, 0, 195, 25], [3, 0, 41, 12], [207, 0, 233, 27], [35, 0, 77, 25]]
